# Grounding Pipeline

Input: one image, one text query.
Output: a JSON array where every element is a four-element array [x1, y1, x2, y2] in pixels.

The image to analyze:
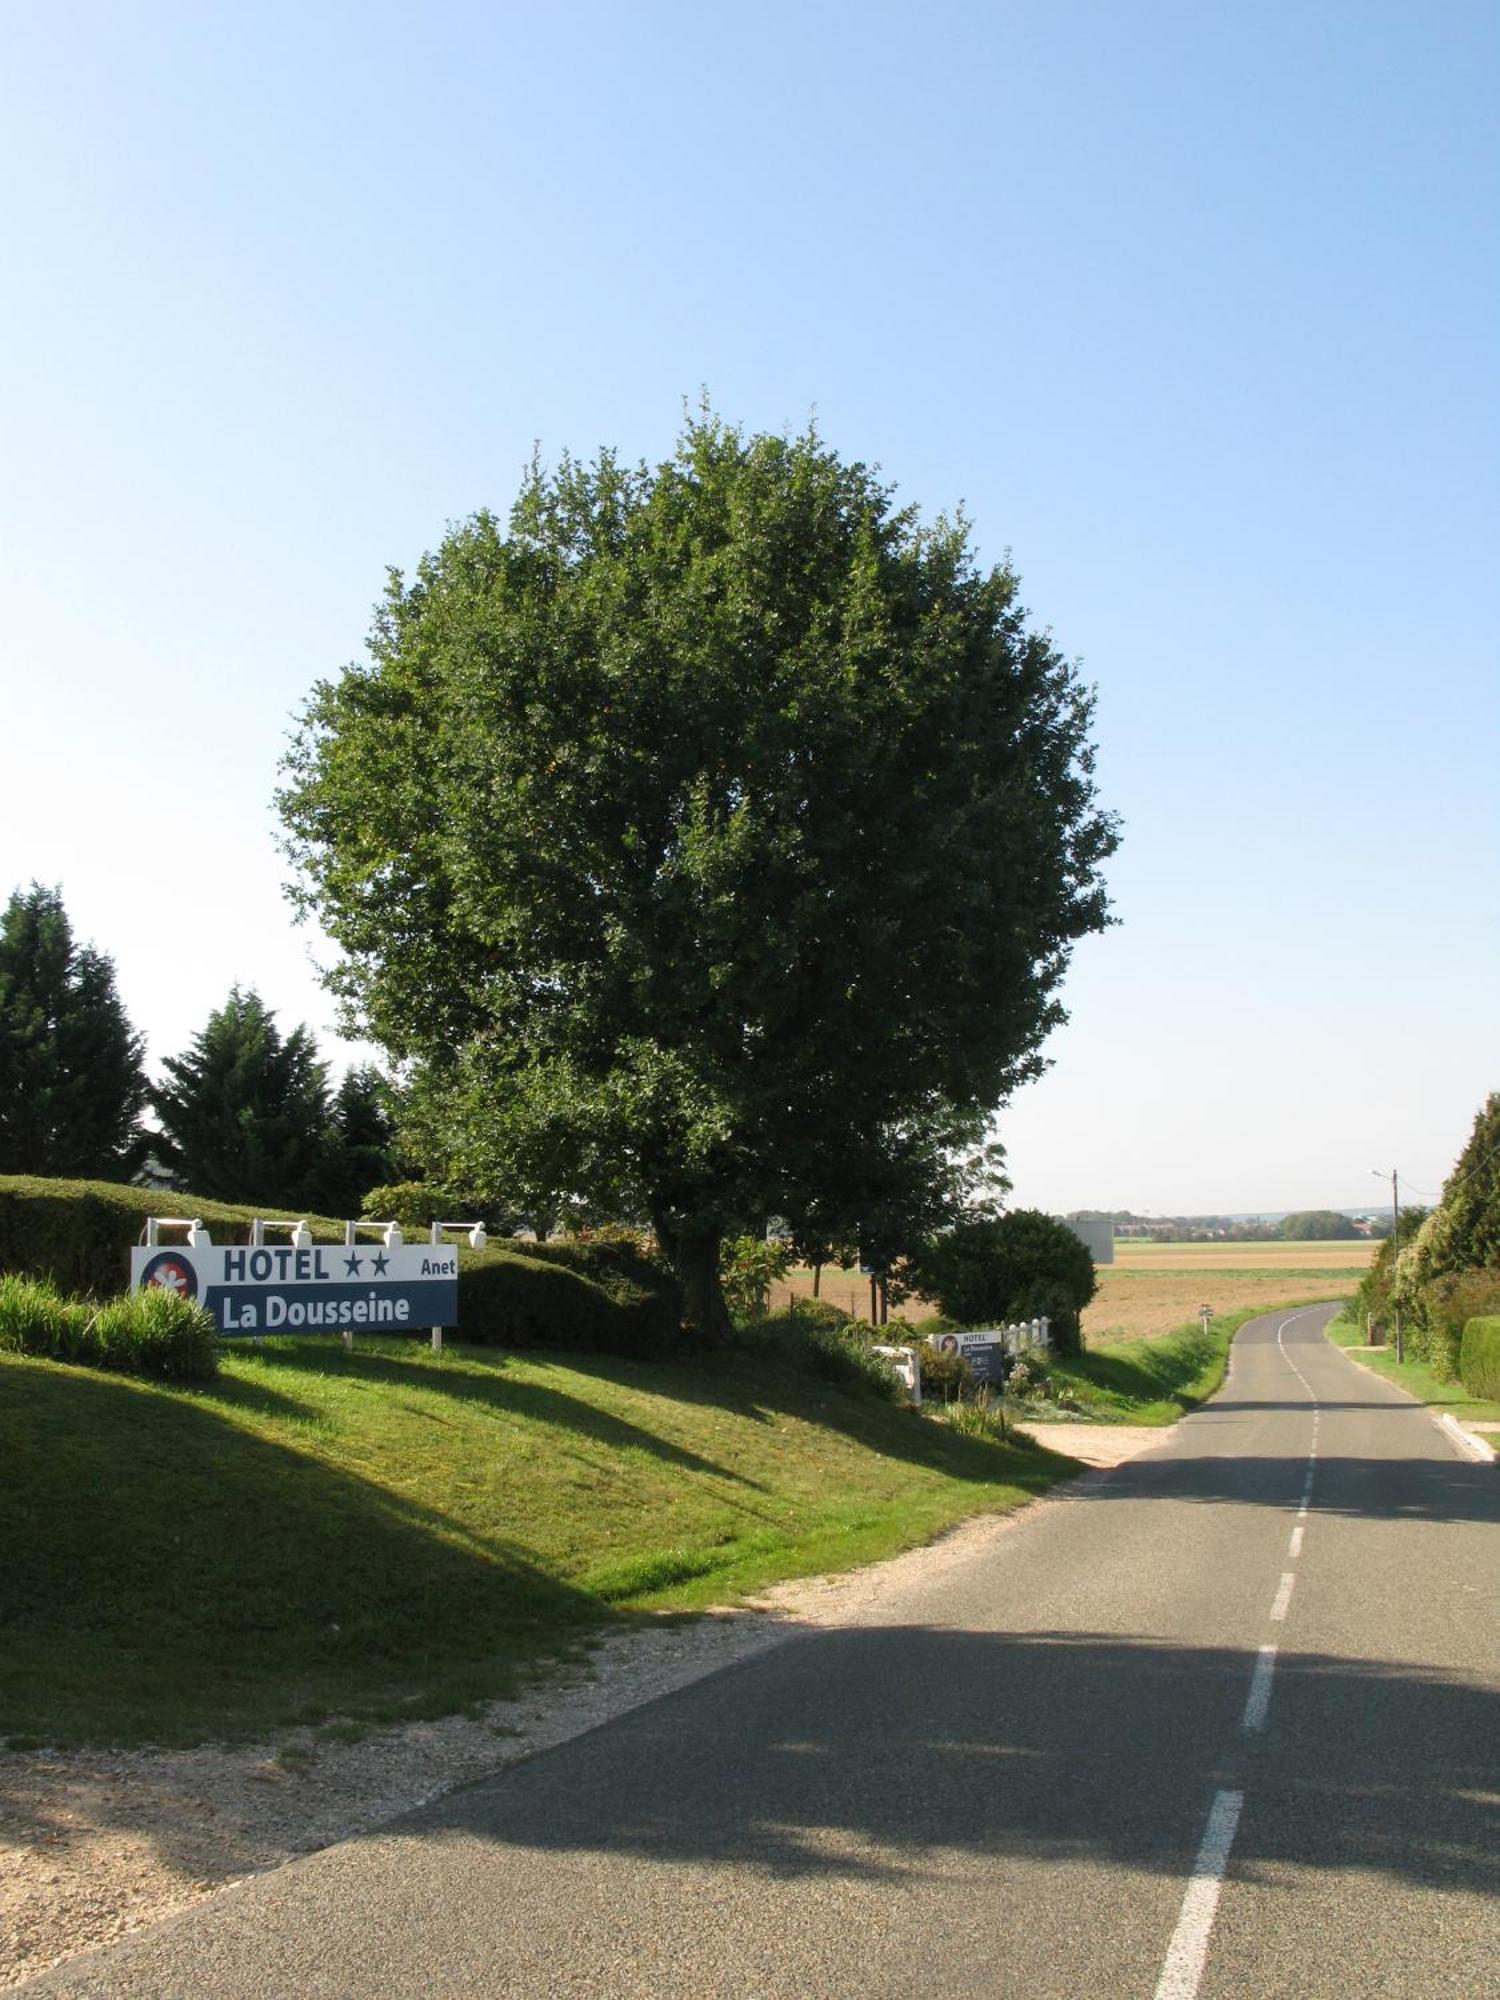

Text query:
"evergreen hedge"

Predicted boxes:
[[1459, 1316, 1500, 1402], [0, 1176, 351, 1298], [456, 1243, 683, 1357]]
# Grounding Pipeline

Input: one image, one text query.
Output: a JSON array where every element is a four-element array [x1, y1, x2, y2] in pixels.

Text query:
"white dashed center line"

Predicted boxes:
[[1153, 1789, 1246, 2000], [1241, 1642, 1278, 1732], [1156, 1308, 1329, 1997]]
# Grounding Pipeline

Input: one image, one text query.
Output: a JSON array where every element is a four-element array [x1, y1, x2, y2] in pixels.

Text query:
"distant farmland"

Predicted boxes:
[[1112, 1239, 1376, 1271], [1085, 1237, 1371, 1342], [773, 1238, 1372, 1341]]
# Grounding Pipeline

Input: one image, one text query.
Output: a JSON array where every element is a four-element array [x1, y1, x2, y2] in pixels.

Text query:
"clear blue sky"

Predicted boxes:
[[2, 0, 1495, 1215]]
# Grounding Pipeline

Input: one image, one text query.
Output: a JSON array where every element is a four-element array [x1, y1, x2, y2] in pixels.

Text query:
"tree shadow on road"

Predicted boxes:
[[407, 1624, 1500, 1901], [1053, 1442, 1500, 1524]]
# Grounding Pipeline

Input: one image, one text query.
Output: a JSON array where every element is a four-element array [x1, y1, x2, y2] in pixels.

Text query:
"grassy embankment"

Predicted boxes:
[[1039, 1308, 1257, 1424], [2, 1335, 1077, 1750], [3, 1229, 1330, 1751], [0, 1302, 1266, 1751], [1323, 1312, 1500, 1427]]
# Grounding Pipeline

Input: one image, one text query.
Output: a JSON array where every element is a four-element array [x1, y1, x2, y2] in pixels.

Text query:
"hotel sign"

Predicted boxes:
[[130, 1240, 459, 1336]]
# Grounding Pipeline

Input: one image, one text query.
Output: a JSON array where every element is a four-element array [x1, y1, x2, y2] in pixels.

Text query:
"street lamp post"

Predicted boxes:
[[1371, 1168, 1402, 1363]]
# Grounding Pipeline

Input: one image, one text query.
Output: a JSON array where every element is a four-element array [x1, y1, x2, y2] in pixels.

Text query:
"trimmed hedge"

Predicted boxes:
[[0, 1274, 219, 1383], [1412, 1268, 1500, 1380], [0, 1175, 354, 1299], [1460, 1316, 1500, 1401], [0, 1176, 685, 1358], [456, 1240, 684, 1357]]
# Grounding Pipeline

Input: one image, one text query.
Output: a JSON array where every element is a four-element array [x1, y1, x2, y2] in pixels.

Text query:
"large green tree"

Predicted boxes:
[[278, 414, 1118, 1333], [152, 987, 331, 1209], [0, 883, 149, 1177]]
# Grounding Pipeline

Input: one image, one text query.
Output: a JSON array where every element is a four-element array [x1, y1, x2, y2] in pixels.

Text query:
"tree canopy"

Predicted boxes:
[[1435, 1091, 1500, 1272], [278, 413, 1118, 1331], [0, 883, 149, 1178]]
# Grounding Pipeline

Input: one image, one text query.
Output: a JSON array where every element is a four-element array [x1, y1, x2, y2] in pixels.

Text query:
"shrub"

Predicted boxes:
[[913, 1340, 975, 1401], [1416, 1269, 1500, 1380], [85, 1289, 221, 1382], [1004, 1356, 1055, 1400], [944, 1390, 1007, 1441], [0, 1274, 218, 1382], [907, 1312, 961, 1338], [734, 1307, 899, 1398], [719, 1235, 793, 1321], [779, 1296, 854, 1334], [907, 1211, 1095, 1357], [1460, 1317, 1500, 1401], [360, 1182, 502, 1233], [0, 1274, 91, 1359], [1352, 1206, 1429, 1336]]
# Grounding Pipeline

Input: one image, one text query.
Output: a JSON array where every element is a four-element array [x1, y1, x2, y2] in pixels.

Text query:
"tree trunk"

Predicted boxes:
[[812, 1264, 822, 1298], [654, 1215, 732, 1342]]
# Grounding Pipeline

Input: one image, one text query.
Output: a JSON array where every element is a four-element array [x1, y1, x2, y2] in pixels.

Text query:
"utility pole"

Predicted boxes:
[[1371, 1168, 1402, 1363]]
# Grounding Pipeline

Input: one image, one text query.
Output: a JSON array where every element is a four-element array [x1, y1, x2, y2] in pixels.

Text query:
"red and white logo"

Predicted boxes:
[[139, 1251, 199, 1301]]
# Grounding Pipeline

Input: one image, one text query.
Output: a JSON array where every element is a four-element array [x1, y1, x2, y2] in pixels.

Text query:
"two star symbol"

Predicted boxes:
[[341, 1251, 392, 1277]]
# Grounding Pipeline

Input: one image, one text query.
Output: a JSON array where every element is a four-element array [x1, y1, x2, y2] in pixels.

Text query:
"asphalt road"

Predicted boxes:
[[23, 1306, 1500, 1998]]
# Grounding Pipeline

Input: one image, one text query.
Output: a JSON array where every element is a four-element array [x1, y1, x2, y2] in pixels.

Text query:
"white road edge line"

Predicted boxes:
[[1241, 1644, 1277, 1731], [1269, 1572, 1296, 1621], [1153, 1788, 1245, 2000]]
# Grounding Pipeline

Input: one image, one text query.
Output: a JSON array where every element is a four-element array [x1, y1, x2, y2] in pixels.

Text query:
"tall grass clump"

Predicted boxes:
[[88, 1289, 220, 1382], [943, 1389, 1008, 1441], [0, 1274, 92, 1360], [0, 1275, 218, 1383]]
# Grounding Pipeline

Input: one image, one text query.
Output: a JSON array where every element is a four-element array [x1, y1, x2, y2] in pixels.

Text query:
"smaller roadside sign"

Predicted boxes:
[[131, 1241, 459, 1336], [928, 1328, 1004, 1383]]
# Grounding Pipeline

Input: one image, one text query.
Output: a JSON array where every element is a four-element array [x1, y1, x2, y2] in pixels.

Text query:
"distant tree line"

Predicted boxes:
[[1067, 1209, 1368, 1242], [0, 884, 400, 1213]]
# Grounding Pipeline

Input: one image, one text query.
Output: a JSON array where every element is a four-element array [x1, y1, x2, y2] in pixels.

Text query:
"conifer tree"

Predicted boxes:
[[152, 987, 330, 1208], [313, 1062, 400, 1215], [0, 883, 149, 1177]]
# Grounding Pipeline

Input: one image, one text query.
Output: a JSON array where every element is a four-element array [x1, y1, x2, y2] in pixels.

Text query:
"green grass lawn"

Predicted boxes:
[[1324, 1313, 1500, 1426], [1, 1335, 1078, 1749], [2, 1307, 1296, 1751]]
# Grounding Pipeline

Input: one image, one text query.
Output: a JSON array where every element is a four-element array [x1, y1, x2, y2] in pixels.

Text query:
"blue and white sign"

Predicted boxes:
[[130, 1240, 459, 1336]]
